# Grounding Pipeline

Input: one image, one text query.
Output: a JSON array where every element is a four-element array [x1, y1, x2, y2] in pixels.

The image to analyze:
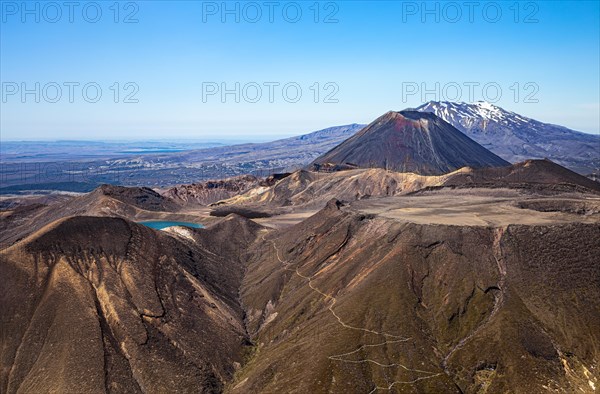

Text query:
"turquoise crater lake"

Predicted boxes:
[[138, 221, 204, 230]]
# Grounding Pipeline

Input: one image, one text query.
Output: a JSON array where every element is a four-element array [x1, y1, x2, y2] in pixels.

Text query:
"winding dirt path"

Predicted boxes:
[[261, 233, 443, 392]]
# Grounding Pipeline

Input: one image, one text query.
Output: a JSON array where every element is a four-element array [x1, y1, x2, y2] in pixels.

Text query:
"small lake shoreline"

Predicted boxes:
[[138, 221, 204, 230]]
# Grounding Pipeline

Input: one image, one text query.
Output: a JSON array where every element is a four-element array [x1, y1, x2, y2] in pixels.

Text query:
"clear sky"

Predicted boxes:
[[1, 0, 599, 140]]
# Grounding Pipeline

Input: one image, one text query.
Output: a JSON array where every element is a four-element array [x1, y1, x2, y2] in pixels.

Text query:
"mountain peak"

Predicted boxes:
[[310, 110, 509, 175], [377, 110, 442, 126], [418, 100, 510, 121], [416, 101, 600, 175]]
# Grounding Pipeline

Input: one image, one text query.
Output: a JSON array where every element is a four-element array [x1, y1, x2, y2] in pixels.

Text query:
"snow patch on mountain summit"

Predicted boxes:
[[417, 101, 531, 130], [414, 101, 600, 176]]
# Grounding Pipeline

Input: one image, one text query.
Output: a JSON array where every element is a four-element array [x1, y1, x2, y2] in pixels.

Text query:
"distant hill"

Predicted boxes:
[[215, 159, 600, 212], [0, 184, 180, 248], [172, 123, 366, 174], [417, 101, 600, 175], [92, 184, 179, 211], [163, 173, 292, 206], [310, 110, 509, 175], [0, 124, 365, 192], [440, 159, 600, 193]]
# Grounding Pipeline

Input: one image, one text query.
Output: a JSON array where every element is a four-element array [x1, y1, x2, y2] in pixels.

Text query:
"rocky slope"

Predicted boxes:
[[164, 175, 262, 206], [0, 185, 181, 249], [163, 174, 291, 206], [438, 159, 600, 193], [417, 101, 600, 175], [216, 159, 600, 212], [1, 190, 599, 393], [91, 184, 179, 212], [2, 163, 600, 393], [0, 214, 263, 393], [234, 200, 600, 393], [310, 111, 509, 175], [216, 169, 436, 210]]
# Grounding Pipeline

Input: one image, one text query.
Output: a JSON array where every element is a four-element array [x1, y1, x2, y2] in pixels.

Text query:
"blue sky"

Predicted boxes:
[[1, 0, 599, 140]]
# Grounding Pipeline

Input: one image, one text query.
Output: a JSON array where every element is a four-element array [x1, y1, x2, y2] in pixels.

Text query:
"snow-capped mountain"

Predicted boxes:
[[416, 101, 600, 175]]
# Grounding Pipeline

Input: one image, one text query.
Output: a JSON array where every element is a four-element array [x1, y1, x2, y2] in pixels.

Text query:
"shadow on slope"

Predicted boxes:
[[0, 214, 264, 393]]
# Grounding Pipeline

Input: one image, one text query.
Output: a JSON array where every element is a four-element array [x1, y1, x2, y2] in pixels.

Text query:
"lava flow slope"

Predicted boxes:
[[0, 214, 263, 393], [310, 111, 509, 175], [234, 199, 600, 393]]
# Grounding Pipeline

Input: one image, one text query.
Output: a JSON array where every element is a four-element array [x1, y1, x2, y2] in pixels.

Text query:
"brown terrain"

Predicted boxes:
[[310, 111, 509, 175], [1, 120, 599, 393], [0, 214, 263, 393], [163, 174, 291, 206], [1, 160, 599, 393], [210, 160, 600, 220], [0, 184, 196, 249], [234, 198, 599, 393]]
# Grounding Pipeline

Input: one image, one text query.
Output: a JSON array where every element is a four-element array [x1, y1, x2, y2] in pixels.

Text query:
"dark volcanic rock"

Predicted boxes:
[[94, 184, 179, 211], [2, 177, 599, 393], [235, 203, 600, 393], [436, 159, 600, 194], [310, 110, 509, 175], [164, 175, 262, 206], [0, 215, 264, 393], [165, 174, 293, 207], [210, 207, 272, 219], [0, 185, 180, 249]]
